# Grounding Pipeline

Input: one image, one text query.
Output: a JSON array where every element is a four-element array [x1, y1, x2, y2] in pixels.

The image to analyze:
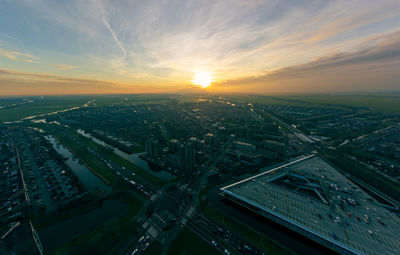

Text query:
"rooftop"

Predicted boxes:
[[220, 155, 400, 255]]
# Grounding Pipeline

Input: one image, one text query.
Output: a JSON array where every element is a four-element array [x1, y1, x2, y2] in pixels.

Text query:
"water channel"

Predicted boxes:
[[76, 129, 175, 181], [44, 135, 111, 194]]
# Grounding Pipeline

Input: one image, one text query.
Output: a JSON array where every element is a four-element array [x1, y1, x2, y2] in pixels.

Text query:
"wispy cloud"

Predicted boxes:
[[0, 68, 176, 95], [101, 15, 127, 59], [96, 0, 127, 59], [1, 0, 400, 93], [0, 45, 39, 63], [215, 31, 400, 93], [54, 64, 77, 70], [0, 69, 110, 84], [23, 59, 40, 63]]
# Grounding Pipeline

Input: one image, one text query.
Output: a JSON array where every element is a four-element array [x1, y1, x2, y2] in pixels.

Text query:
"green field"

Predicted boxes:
[[0, 96, 95, 122], [53, 132, 118, 186], [0, 94, 182, 123], [70, 131, 169, 188], [47, 192, 142, 255], [321, 150, 400, 201], [198, 188, 294, 255], [166, 227, 220, 255], [2, 94, 398, 123], [235, 94, 400, 114], [290, 95, 400, 113]]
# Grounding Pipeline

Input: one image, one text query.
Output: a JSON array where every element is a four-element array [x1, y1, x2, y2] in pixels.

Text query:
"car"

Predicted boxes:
[[211, 240, 217, 247], [138, 236, 145, 244]]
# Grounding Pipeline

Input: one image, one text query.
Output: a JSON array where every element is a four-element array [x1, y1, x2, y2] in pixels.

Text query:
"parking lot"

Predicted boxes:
[[221, 155, 400, 255]]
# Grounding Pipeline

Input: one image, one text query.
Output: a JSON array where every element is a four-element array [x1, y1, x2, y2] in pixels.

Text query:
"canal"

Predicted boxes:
[[44, 135, 111, 194], [77, 129, 175, 181]]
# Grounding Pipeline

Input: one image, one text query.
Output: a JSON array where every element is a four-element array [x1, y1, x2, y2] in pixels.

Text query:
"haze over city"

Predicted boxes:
[[1, 2, 400, 255], [1, 0, 400, 95]]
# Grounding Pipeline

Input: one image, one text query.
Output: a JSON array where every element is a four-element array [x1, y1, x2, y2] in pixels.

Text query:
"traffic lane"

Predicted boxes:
[[186, 221, 228, 255], [192, 212, 264, 255]]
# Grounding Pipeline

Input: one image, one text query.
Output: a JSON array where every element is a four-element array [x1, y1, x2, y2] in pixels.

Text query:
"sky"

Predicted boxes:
[[0, 0, 399, 95]]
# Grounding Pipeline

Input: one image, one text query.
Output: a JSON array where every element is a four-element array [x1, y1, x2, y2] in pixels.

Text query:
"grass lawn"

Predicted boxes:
[[143, 241, 163, 255], [198, 188, 294, 255], [237, 94, 400, 114], [0, 96, 94, 122], [167, 227, 220, 255], [53, 133, 118, 185], [71, 131, 168, 188], [291, 95, 400, 114], [321, 150, 400, 201], [47, 192, 142, 255]]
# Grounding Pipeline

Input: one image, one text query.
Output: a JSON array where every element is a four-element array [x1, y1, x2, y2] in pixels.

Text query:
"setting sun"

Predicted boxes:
[[192, 71, 212, 88]]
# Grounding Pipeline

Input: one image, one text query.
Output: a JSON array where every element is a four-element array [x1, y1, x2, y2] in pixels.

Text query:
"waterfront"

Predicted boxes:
[[44, 135, 111, 193], [77, 129, 175, 181]]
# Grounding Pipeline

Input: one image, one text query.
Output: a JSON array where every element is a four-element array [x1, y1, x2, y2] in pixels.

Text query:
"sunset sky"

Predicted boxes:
[[1, 0, 399, 95]]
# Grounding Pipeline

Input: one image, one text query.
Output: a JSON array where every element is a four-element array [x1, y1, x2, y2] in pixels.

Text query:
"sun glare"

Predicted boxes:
[[192, 71, 212, 88]]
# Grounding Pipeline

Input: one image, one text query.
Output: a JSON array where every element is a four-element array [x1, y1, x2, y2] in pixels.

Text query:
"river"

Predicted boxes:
[[2, 99, 95, 124]]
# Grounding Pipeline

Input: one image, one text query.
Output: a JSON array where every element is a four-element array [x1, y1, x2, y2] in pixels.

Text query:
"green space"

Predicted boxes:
[[2, 94, 398, 123], [93, 94, 180, 106], [198, 188, 294, 255], [143, 241, 163, 255], [236, 94, 400, 114], [233, 95, 307, 107], [321, 150, 400, 201], [0, 94, 181, 123], [70, 130, 169, 188], [36, 128, 145, 254], [47, 193, 142, 255], [33, 196, 100, 229], [53, 132, 118, 186], [166, 227, 220, 255], [110, 191, 144, 221], [290, 95, 400, 114], [0, 96, 94, 122]]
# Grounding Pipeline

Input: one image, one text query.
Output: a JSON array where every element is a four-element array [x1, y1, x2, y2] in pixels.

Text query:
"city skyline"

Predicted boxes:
[[1, 0, 400, 95]]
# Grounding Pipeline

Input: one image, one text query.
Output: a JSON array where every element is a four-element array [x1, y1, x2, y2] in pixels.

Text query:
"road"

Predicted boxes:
[[256, 106, 400, 209], [191, 211, 265, 255], [70, 133, 156, 198], [126, 137, 233, 254]]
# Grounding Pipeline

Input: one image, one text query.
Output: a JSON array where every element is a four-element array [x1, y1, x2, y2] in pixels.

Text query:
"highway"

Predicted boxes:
[[256, 106, 400, 211], [191, 211, 265, 255], [70, 133, 156, 198], [126, 137, 233, 254], [185, 220, 230, 255]]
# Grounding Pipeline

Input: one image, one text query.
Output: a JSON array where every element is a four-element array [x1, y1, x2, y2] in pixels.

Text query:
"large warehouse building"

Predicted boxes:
[[220, 155, 400, 255]]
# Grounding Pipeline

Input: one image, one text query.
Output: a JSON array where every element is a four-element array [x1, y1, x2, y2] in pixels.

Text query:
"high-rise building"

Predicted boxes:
[[233, 140, 256, 152], [178, 141, 196, 175], [145, 138, 160, 158], [178, 144, 185, 171], [185, 142, 196, 171], [168, 139, 180, 153], [204, 133, 215, 146]]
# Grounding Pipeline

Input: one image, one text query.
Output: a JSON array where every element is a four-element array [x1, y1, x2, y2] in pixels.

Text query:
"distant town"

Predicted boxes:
[[0, 94, 399, 255]]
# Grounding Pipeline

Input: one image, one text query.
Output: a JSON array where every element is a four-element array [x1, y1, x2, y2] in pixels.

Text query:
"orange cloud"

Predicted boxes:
[[54, 64, 77, 70]]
